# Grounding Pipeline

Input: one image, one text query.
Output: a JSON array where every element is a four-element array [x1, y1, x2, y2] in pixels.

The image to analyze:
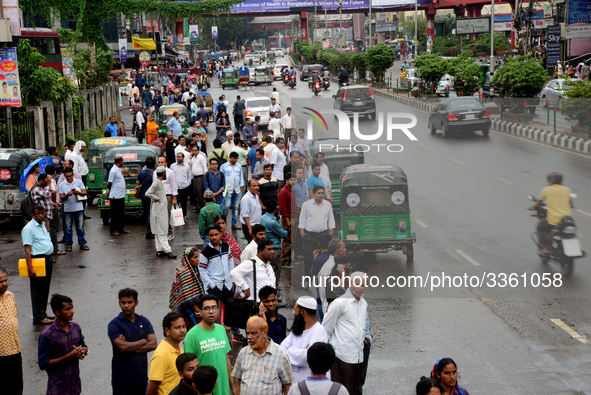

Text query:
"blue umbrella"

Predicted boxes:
[[20, 157, 54, 192]]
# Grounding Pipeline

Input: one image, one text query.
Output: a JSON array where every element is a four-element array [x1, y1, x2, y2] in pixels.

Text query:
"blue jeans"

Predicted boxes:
[[64, 211, 86, 246], [223, 191, 242, 226]]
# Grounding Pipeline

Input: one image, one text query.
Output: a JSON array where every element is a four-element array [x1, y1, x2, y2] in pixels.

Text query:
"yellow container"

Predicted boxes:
[[18, 258, 46, 277]]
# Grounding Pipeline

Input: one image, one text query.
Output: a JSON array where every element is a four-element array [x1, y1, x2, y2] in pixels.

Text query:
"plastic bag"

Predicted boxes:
[[171, 205, 185, 227]]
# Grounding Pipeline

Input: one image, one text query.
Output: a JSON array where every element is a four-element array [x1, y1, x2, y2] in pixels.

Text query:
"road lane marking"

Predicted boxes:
[[550, 319, 591, 344], [415, 220, 428, 228], [456, 249, 481, 266], [495, 177, 513, 184], [576, 209, 591, 218], [418, 144, 429, 149], [451, 158, 465, 165], [392, 133, 402, 138]]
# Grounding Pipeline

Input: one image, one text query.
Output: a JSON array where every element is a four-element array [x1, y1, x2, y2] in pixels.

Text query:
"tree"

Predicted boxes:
[[17, 39, 77, 107], [20, 0, 246, 49], [561, 80, 591, 128], [401, 16, 426, 50], [58, 28, 112, 90], [469, 33, 510, 54], [198, 17, 270, 49], [364, 44, 395, 80], [445, 51, 481, 96], [414, 53, 446, 92], [491, 55, 546, 98]]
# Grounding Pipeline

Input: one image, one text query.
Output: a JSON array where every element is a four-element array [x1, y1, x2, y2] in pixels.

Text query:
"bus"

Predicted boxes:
[[283, 36, 293, 47], [12, 28, 63, 74], [268, 36, 278, 50]]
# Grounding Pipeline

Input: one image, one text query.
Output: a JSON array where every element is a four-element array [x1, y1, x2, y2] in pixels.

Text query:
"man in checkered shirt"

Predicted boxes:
[[30, 174, 55, 232], [232, 316, 294, 395]]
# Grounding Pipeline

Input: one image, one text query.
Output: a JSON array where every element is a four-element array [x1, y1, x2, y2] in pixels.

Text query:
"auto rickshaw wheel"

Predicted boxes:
[[429, 119, 436, 134], [405, 245, 414, 262], [222, 86, 225, 90]]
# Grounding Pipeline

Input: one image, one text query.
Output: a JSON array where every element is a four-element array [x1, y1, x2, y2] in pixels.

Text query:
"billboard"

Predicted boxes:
[[568, 0, 591, 24], [0, 48, 22, 107], [231, 0, 431, 12], [119, 38, 127, 63], [455, 17, 490, 35], [565, 24, 591, 38], [546, 25, 560, 66], [212, 26, 218, 40], [189, 24, 199, 44]]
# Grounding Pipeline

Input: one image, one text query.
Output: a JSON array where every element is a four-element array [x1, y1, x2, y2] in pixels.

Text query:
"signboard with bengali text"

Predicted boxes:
[[0, 48, 21, 107]]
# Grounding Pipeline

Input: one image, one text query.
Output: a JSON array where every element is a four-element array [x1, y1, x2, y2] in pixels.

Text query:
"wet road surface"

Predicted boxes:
[[2, 56, 591, 394]]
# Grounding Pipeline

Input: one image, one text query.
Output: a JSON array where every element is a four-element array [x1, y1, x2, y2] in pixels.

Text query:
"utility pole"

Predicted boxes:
[[525, 0, 533, 55], [414, 0, 418, 57], [325, 0, 328, 41], [368, 0, 372, 48], [339, 0, 343, 47], [490, 0, 495, 76]]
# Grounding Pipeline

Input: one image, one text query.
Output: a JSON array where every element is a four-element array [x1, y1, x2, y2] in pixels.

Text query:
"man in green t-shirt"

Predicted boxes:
[[183, 295, 236, 395]]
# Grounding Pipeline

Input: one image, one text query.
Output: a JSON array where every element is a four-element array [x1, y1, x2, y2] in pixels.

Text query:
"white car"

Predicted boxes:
[[436, 74, 454, 96], [273, 64, 289, 80], [275, 49, 284, 57], [252, 58, 261, 66], [539, 78, 574, 108], [243, 97, 272, 127], [244, 54, 255, 66]]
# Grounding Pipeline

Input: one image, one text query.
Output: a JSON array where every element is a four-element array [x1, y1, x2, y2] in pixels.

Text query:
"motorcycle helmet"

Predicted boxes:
[[138, 71, 142, 76], [547, 171, 563, 185], [324, 67, 328, 71]]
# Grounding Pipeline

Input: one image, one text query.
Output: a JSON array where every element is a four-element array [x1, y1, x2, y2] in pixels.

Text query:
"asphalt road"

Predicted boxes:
[[2, 56, 591, 394]]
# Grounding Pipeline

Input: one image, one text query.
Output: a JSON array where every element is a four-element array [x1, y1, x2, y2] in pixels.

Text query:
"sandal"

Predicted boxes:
[[55, 251, 66, 255], [80, 245, 90, 251], [65, 245, 72, 252]]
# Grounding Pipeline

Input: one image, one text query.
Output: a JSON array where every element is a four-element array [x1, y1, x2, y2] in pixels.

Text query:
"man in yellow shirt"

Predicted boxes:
[[147, 312, 187, 395], [530, 172, 572, 255], [0, 82, 11, 99]]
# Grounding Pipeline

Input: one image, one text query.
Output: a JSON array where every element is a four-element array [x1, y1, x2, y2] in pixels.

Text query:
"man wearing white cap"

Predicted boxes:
[[322, 272, 367, 395], [221, 131, 235, 155], [144, 166, 177, 259], [281, 296, 328, 382]]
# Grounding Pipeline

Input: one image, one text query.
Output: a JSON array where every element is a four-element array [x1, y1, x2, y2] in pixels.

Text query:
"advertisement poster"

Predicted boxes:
[[546, 25, 561, 66], [190, 24, 199, 44], [119, 38, 127, 63], [0, 47, 21, 107], [212, 26, 218, 40], [1, 0, 20, 36], [568, 0, 591, 24], [139, 51, 151, 67]]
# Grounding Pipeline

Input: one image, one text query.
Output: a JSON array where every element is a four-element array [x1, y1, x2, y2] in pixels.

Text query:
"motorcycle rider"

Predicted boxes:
[[338, 67, 349, 86], [529, 172, 573, 255], [322, 67, 330, 79], [310, 70, 322, 91]]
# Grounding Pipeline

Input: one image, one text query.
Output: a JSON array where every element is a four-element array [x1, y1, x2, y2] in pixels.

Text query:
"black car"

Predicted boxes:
[[300, 64, 323, 81], [428, 98, 491, 138], [333, 85, 376, 120]]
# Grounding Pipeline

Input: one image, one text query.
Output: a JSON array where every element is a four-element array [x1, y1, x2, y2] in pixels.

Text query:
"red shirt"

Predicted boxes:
[[278, 184, 295, 218]]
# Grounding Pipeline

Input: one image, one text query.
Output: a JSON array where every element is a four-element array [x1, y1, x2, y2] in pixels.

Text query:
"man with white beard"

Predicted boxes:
[[281, 296, 328, 382]]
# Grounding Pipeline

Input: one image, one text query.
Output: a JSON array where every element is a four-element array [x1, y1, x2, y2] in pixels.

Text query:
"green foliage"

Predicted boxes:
[[432, 36, 462, 56], [415, 53, 446, 91], [197, 17, 269, 49], [59, 28, 113, 90], [469, 33, 510, 54], [17, 39, 77, 107], [401, 16, 426, 49], [318, 48, 338, 65], [351, 52, 367, 71], [446, 57, 481, 96], [491, 55, 547, 98], [365, 44, 395, 79], [561, 81, 591, 127], [20, 0, 245, 48]]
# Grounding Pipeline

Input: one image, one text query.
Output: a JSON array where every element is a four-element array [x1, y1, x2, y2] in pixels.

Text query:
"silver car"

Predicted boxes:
[[436, 74, 454, 96], [539, 79, 574, 108], [243, 97, 272, 127]]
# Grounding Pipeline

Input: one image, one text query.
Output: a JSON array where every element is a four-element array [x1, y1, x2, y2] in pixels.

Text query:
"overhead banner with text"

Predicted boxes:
[[132, 37, 156, 50], [230, 0, 430, 13]]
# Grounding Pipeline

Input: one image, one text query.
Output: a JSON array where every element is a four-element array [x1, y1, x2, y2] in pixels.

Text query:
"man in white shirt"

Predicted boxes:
[[269, 97, 281, 118], [221, 131, 235, 155], [268, 112, 283, 139], [322, 272, 368, 395], [270, 87, 280, 104], [220, 152, 244, 229], [174, 135, 188, 157], [318, 239, 348, 314], [239, 179, 262, 244], [240, 224, 267, 262], [270, 137, 287, 189], [281, 107, 296, 141], [189, 143, 207, 212], [181, 87, 191, 105], [153, 156, 178, 239], [299, 185, 335, 277], [230, 239, 276, 302], [281, 296, 328, 383], [170, 152, 192, 218]]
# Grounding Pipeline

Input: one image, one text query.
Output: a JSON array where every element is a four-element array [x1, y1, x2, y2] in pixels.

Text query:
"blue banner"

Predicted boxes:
[[568, 0, 591, 25], [546, 25, 561, 66]]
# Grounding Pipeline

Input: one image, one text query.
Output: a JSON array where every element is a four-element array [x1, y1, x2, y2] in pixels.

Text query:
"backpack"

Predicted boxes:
[[297, 381, 343, 395], [21, 184, 40, 221], [211, 150, 227, 166], [217, 101, 227, 115]]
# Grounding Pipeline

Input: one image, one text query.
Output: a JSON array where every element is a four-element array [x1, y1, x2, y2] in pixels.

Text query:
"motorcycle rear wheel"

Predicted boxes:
[[561, 256, 574, 276]]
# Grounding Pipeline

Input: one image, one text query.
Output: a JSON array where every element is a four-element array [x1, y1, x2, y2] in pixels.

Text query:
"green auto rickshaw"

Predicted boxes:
[[267, 51, 276, 64], [87, 137, 138, 200], [153, 104, 190, 136], [338, 164, 416, 262], [221, 68, 239, 90], [310, 138, 365, 210], [97, 145, 161, 225]]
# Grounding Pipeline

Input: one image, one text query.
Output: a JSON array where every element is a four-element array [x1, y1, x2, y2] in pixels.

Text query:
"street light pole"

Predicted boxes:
[[368, 0, 372, 48], [340, 0, 343, 47], [414, 0, 418, 57], [490, 0, 495, 76]]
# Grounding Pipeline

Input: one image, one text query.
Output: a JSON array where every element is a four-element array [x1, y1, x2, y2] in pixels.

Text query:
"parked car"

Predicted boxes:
[[401, 68, 419, 89], [436, 74, 454, 96], [243, 97, 272, 127], [539, 79, 574, 108], [428, 98, 491, 138], [332, 85, 376, 120], [272, 64, 289, 80]]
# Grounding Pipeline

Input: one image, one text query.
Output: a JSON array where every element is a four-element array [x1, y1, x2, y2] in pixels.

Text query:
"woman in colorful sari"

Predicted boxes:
[[214, 215, 242, 267], [169, 247, 205, 329], [430, 358, 470, 395], [145, 113, 159, 145]]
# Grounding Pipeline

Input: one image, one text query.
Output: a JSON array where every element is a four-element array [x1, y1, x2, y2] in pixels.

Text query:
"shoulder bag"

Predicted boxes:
[[134, 170, 154, 198], [223, 259, 260, 329]]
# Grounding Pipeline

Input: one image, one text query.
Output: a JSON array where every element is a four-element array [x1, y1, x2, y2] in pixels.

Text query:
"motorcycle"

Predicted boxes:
[[289, 75, 297, 88], [322, 77, 330, 90], [339, 80, 349, 88], [312, 81, 321, 96], [282, 73, 289, 84], [528, 195, 585, 276]]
